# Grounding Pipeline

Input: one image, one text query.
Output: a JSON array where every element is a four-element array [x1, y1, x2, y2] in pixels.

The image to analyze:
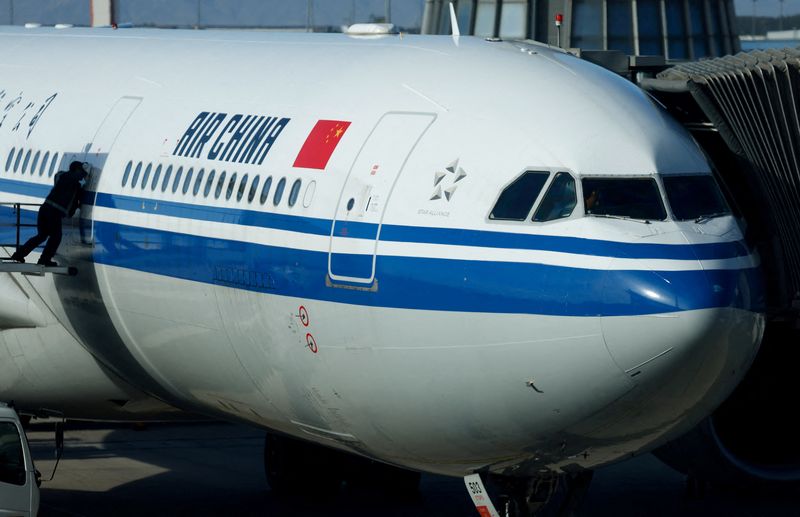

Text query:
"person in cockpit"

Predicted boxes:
[[584, 188, 599, 213], [10, 161, 89, 267]]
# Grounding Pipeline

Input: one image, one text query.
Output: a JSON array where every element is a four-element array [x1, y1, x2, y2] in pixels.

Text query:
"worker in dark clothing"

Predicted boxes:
[[10, 161, 89, 267]]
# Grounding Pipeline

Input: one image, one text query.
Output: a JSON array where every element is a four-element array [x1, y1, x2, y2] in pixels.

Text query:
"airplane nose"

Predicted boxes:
[[599, 260, 764, 380]]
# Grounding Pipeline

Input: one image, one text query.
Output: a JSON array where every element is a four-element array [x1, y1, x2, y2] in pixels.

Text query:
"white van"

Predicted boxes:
[[0, 403, 38, 517]]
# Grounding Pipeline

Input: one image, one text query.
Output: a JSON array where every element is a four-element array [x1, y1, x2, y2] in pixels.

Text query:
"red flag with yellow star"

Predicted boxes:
[[293, 120, 351, 170]]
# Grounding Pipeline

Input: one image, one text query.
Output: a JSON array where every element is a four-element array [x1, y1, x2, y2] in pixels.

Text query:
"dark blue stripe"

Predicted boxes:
[[378, 225, 749, 261], [0, 177, 51, 198], [1, 178, 750, 261], [85, 220, 761, 316]]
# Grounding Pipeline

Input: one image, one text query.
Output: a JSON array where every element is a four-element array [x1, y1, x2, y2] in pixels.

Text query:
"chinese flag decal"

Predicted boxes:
[[293, 120, 351, 170]]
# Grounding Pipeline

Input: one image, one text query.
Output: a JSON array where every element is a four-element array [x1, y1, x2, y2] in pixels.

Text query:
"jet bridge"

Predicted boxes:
[[641, 49, 800, 315]]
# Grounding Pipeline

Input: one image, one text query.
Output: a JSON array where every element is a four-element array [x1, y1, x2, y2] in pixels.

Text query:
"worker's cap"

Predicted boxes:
[[69, 161, 90, 177]]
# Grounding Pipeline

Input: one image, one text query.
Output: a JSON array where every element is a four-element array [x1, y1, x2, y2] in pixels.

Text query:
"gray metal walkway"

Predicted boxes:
[[643, 48, 800, 310]]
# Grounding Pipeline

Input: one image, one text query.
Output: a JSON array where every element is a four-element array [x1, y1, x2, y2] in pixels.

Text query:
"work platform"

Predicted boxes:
[[1, 201, 78, 277], [0, 261, 77, 276]]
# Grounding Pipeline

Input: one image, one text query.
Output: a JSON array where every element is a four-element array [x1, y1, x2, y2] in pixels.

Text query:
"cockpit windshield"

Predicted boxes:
[[582, 177, 666, 221], [663, 175, 730, 221]]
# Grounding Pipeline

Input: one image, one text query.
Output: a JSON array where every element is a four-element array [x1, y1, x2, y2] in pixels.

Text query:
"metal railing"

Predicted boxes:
[[1, 202, 39, 252]]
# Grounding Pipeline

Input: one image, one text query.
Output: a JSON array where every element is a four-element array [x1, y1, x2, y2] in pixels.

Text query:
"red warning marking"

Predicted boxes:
[[306, 333, 318, 353], [370, 164, 379, 176], [298, 305, 310, 327], [476, 507, 493, 517]]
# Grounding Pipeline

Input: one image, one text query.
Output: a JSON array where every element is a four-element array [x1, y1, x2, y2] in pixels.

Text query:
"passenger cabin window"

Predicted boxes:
[[141, 163, 152, 190], [288, 179, 302, 207], [582, 177, 666, 221], [122, 161, 133, 187], [0, 421, 25, 486], [226, 173, 237, 200], [273, 177, 286, 206], [215, 171, 226, 199], [172, 166, 183, 193], [237, 174, 248, 202], [40, 152, 50, 176], [131, 162, 142, 188], [4, 148, 13, 172], [48, 153, 59, 177], [151, 164, 162, 190], [161, 165, 173, 192], [248, 175, 260, 203], [193, 168, 205, 196], [31, 151, 40, 174], [22, 150, 31, 173], [182, 167, 194, 195], [533, 172, 577, 222], [204, 170, 215, 198], [490, 171, 550, 220], [663, 175, 730, 221], [13, 148, 23, 173], [260, 176, 272, 204]]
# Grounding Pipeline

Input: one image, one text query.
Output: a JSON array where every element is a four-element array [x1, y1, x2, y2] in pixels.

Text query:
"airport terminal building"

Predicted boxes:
[[422, 0, 740, 59], [1, 0, 740, 60]]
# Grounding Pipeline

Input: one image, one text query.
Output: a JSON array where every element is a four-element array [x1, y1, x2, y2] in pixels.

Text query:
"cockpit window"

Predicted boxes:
[[533, 172, 577, 222], [582, 177, 666, 221], [663, 175, 730, 221], [489, 171, 550, 221]]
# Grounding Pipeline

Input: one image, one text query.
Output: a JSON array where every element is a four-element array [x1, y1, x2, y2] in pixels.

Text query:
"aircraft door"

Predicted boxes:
[[81, 96, 142, 243], [329, 112, 435, 284]]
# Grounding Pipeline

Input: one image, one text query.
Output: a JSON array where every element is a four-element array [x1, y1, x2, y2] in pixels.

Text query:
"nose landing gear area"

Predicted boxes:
[[24, 421, 800, 516]]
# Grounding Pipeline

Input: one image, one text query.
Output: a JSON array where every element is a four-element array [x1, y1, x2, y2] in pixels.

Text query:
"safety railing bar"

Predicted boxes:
[[0, 202, 42, 251]]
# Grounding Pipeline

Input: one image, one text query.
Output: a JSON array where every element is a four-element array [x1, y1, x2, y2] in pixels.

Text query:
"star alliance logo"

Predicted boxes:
[[430, 159, 467, 201]]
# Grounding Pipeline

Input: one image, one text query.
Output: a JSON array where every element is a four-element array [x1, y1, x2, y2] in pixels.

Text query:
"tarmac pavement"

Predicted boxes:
[[24, 421, 799, 517]]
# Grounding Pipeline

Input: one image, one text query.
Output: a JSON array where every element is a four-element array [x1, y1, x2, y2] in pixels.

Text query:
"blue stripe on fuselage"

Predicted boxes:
[[0, 188, 763, 316], [0, 178, 749, 260], [87, 219, 760, 316]]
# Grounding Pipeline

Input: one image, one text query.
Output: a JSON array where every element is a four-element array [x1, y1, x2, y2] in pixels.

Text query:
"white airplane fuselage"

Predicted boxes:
[[0, 27, 763, 478]]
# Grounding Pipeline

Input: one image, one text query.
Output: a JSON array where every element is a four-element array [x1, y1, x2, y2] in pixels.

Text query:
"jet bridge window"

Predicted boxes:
[[582, 177, 666, 221], [663, 175, 730, 221], [533, 172, 577, 222], [490, 171, 550, 220], [0, 422, 25, 486]]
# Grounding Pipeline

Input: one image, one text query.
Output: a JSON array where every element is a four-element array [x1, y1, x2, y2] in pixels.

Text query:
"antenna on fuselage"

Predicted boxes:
[[449, 2, 460, 43]]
